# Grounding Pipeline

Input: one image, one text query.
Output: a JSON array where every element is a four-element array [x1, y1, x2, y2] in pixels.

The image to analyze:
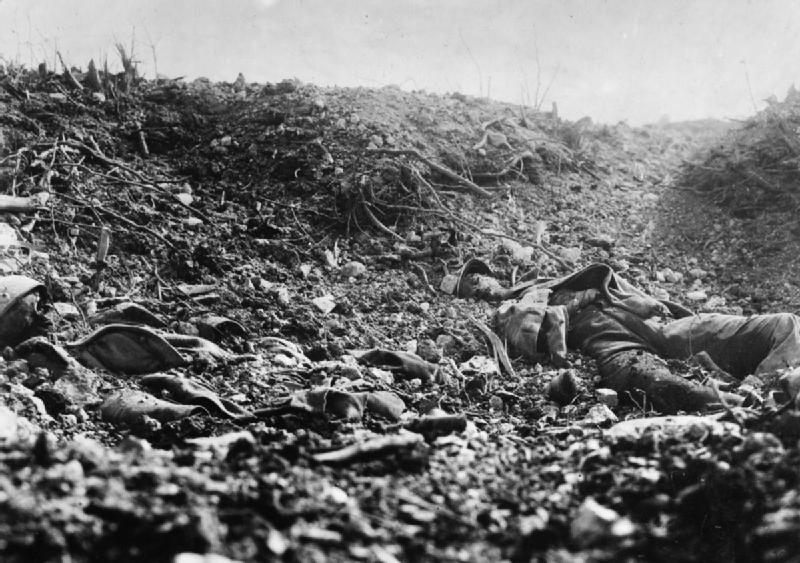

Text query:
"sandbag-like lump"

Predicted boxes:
[[67, 324, 187, 375]]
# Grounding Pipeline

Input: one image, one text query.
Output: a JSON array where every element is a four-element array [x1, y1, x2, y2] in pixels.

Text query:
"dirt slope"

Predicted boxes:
[[0, 66, 797, 563]]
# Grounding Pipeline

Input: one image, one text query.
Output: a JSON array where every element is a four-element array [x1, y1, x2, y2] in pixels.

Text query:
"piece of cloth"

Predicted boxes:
[[493, 262, 800, 412]]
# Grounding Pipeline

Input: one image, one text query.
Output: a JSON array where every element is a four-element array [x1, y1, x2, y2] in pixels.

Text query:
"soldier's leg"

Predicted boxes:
[[658, 313, 800, 378], [597, 349, 736, 414]]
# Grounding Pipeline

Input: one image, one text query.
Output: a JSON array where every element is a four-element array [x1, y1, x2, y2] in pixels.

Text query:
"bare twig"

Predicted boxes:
[[368, 148, 493, 198], [59, 192, 174, 249], [56, 52, 83, 90], [361, 200, 402, 240], [709, 377, 745, 427], [61, 139, 145, 179], [312, 432, 423, 465]]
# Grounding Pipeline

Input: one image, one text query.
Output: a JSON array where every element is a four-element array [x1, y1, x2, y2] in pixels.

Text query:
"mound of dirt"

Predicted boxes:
[[0, 61, 798, 563], [682, 87, 800, 215]]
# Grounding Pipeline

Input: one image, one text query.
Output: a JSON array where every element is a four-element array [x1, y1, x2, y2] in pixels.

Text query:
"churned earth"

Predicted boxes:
[[0, 65, 798, 562]]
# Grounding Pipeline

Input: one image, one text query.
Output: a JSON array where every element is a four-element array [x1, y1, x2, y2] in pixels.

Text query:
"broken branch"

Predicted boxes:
[[368, 148, 493, 198], [312, 432, 423, 465]]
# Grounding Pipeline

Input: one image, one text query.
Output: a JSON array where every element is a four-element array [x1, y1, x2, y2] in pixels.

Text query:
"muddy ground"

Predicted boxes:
[[0, 66, 799, 562]]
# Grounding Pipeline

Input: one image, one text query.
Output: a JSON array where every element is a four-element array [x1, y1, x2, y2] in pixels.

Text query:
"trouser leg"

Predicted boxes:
[[597, 349, 720, 414], [658, 313, 800, 378]]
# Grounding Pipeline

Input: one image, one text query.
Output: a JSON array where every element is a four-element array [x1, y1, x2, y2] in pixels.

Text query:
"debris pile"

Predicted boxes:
[[1, 58, 798, 562], [683, 87, 800, 214]]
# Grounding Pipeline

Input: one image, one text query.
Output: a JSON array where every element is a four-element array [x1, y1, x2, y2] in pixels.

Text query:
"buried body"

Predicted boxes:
[[461, 262, 800, 413]]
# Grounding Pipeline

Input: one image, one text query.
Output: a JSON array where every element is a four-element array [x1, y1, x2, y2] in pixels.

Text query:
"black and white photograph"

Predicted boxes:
[[1, 1, 800, 561]]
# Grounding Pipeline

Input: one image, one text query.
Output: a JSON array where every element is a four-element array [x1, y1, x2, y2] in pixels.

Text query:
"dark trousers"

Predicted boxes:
[[595, 313, 800, 413]]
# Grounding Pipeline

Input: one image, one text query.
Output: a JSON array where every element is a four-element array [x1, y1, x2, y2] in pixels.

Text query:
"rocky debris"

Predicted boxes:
[[0, 62, 796, 563], [340, 260, 367, 278], [684, 86, 800, 212], [570, 498, 635, 548], [311, 294, 337, 314], [685, 289, 708, 301], [547, 369, 580, 405], [595, 388, 619, 407], [583, 403, 618, 425]]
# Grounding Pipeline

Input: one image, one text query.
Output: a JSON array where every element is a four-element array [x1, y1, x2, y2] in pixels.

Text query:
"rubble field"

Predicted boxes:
[[1, 64, 799, 562]]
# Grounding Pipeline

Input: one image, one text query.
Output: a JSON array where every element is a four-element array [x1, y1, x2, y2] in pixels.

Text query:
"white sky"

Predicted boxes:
[[1, 0, 800, 124]]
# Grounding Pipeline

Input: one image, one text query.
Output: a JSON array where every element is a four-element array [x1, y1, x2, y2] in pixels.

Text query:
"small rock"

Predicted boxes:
[[686, 290, 707, 302], [662, 268, 684, 284], [547, 370, 579, 406], [367, 367, 394, 385], [340, 261, 366, 278], [253, 277, 272, 292], [595, 388, 619, 407], [52, 302, 81, 320], [274, 286, 291, 306], [486, 131, 508, 147], [652, 287, 670, 301], [322, 485, 349, 505], [174, 554, 241, 563], [336, 118, 347, 129], [460, 356, 499, 376], [586, 234, 615, 250], [489, 395, 504, 411], [571, 497, 634, 548], [501, 238, 533, 263], [703, 295, 726, 309], [349, 113, 360, 124], [311, 294, 336, 315], [174, 192, 193, 206], [299, 264, 313, 278], [44, 459, 84, 485], [584, 404, 618, 425], [560, 247, 582, 264], [61, 414, 78, 428], [435, 334, 456, 354], [688, 268, 707, 280], [384, 135, 396, 146], [266, 528, 289, 556], [440, 274, 459, 294], [369, 134, 384, 147], [416, 338, 441, 363], [0, 406, 38, 445]]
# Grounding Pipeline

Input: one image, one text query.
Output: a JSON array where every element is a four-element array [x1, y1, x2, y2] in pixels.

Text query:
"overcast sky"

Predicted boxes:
[[1, 0, 799, 124]]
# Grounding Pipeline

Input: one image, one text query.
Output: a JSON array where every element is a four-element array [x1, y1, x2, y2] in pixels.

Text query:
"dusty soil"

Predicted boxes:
[[0, 66, 798, 562]]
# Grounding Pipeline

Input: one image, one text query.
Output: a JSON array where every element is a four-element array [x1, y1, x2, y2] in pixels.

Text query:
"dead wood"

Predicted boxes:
[[368, 148, 493, 198], [312, 432, 423, 465], [56, 52, 84, 91]]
